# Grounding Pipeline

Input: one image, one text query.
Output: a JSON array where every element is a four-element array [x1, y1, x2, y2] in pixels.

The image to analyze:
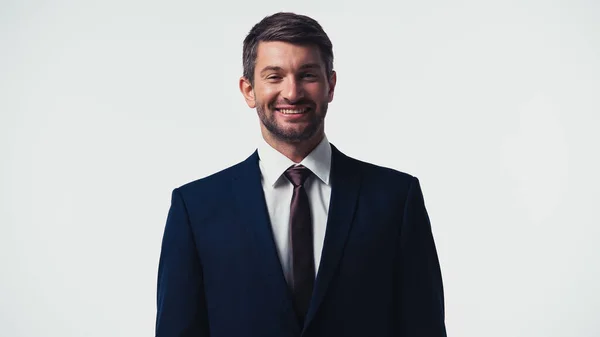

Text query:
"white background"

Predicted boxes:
[[1, 0, 599, 336]]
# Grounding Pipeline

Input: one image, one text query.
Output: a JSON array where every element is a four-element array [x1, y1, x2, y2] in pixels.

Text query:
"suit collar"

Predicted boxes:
[[303, 143, 361, 331], [231, 151, 301, 335]]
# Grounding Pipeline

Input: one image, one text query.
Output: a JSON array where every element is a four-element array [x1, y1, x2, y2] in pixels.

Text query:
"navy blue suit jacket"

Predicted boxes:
[[156, 144, 446, 336]]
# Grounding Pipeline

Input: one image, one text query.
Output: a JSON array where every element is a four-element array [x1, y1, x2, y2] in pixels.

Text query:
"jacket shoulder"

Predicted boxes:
[[356, 158, 414, 181], [339, 148, 416, 188], [337, 149, 420, 212], [174, 153, 253, 198], [168, 153, 256, 223]]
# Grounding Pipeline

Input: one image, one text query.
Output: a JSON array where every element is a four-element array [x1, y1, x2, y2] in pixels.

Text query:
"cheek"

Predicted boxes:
[[255, 85, 279, 105], [305, 83, 329, 99]]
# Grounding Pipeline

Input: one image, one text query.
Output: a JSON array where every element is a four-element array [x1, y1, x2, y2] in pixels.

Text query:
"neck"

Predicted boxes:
[[261, 130, 324, 163]]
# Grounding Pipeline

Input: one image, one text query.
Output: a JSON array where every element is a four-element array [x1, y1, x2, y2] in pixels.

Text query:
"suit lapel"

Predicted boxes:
[[304, 144, 362, 331], [231, 151, 300, 336]]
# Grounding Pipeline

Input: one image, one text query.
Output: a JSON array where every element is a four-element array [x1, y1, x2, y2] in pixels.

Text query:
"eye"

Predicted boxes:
[[266, 74, 282, 81], [300, 73, 318, 81]]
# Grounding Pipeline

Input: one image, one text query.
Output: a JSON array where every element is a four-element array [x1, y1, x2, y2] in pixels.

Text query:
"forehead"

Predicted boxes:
[[255, 41, 323, 70]]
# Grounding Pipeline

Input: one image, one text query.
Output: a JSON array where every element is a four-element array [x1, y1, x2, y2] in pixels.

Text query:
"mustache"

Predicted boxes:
[[268, 100, 315, 109]]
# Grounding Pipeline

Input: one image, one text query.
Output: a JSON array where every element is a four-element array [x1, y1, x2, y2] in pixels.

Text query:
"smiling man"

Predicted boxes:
[[156, 12, 447, 337]]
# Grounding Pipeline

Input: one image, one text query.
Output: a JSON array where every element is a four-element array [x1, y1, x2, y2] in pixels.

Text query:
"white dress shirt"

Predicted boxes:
[[257, 135, 332, 284]]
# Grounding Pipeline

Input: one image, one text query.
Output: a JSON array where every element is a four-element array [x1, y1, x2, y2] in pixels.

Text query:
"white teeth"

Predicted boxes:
[[279, 108, 307, 114]]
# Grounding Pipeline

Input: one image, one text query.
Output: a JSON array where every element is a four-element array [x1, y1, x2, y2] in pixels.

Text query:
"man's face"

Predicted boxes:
[[240, 41, 336, 143]]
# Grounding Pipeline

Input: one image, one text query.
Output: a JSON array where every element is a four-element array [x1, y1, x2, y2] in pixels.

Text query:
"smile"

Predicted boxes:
[[276, 107, 310, 114]]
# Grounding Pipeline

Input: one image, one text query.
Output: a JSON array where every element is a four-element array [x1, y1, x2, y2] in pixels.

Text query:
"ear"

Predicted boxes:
[[239, 76, 256, 108], [327, 70, 337, 103]]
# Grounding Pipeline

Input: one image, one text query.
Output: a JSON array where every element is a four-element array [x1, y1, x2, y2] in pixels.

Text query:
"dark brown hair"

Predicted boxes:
[[242, 12, 334, 84]]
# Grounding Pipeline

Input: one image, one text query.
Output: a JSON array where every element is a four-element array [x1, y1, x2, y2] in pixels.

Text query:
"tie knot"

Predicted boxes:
[[284, 165, 312, 187]]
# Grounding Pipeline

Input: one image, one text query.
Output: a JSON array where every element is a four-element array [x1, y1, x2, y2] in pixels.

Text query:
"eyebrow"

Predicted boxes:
[[299, 63, 322, 70], [259, 63, 323, 76], [260, 66, 283, 75]]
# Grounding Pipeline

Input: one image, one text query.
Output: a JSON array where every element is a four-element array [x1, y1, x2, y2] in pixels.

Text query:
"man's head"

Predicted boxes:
[[239, 12, 336, 146]]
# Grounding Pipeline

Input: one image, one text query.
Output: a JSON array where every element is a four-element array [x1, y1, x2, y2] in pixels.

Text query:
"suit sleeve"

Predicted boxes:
[[397, 177, 447, 336], [156, 188, 209, 336]]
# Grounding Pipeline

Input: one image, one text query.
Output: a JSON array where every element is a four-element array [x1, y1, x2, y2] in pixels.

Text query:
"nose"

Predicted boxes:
[[281, 77, 304, 103]]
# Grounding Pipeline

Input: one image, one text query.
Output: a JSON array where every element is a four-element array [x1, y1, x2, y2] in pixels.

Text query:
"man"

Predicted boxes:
[[156, 12, 446, 337]]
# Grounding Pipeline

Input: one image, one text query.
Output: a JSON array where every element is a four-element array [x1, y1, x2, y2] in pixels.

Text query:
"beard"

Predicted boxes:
[[256, 101, 327, 143]]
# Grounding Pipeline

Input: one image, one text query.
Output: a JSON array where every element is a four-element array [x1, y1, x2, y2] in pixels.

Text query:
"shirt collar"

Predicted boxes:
[[257, 135, 332, 187]]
